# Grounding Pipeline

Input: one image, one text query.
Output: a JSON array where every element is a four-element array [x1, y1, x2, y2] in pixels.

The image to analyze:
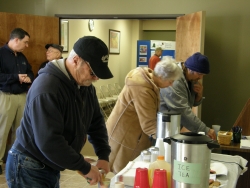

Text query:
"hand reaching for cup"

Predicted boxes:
[[208, 129, 216, 140]]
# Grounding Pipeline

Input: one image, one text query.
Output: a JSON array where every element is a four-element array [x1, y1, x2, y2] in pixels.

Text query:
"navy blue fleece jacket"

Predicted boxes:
[[15, 59, 111, 175]]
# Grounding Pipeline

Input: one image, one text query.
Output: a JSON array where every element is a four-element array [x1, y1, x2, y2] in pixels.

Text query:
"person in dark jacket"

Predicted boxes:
[[0, 28, 34, 175], [5, 36, 113, 187], [39, 44, 64, 70]]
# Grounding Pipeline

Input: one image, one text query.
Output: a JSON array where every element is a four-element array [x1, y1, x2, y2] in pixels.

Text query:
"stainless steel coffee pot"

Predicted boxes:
[[156, 111, 181, 162], [164, 132, 220, 188], [156, 111, 181, 139]]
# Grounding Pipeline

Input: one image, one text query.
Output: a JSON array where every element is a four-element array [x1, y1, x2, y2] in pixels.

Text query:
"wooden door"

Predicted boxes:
[[0, 12, 59, 76], [175, 11, 206, 118], [0, 12, 59, 161]]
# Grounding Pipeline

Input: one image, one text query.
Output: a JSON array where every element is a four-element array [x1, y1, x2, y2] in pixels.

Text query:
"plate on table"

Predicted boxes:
[[210, 162, 228, 176]]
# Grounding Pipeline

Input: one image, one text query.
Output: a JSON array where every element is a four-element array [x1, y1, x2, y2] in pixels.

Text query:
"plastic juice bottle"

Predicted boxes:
[[148, 155, 171, 188]]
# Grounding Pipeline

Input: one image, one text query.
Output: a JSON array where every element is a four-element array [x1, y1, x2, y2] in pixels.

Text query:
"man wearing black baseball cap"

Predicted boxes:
[[45, 43, 64, 53], [73, 36, 113, 79], [37, 44, 64, 75], [159, 52, 216, 140], [6, 36, 113, 187]]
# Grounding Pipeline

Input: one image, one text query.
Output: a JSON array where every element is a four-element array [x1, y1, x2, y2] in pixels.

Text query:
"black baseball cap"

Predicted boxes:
[[45, 44, 64, 53], [73, 36, 113, 79]]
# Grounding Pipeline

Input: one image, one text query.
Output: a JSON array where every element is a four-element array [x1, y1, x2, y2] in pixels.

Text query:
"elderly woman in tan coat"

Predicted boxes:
[[106, 57, 182, 174]]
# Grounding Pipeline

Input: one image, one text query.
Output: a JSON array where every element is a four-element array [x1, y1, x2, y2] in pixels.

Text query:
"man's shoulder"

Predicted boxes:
[[17, 51, 26, 57], [0, 45, 7, 53]]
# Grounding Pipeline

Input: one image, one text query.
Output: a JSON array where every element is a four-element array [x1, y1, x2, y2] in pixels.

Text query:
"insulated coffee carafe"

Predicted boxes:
[[164, 132, 220, 188], [156, 111, 181, 162]]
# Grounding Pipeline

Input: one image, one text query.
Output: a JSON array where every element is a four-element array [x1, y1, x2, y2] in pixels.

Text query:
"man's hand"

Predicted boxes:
[[77, 165, 101, 185], [208, 129, 216, 140], [96, 160, 110, 175], [180, 126, 191, 133], [193, 81, 203, 102], [23, 76, 32, 83], [19, 74, 27, 84], [18, 74, 32, 84]]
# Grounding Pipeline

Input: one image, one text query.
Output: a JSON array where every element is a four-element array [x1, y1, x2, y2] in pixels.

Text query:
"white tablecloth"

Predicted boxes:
[[210, 153, 248, 188], [110, 153, 248, 188]]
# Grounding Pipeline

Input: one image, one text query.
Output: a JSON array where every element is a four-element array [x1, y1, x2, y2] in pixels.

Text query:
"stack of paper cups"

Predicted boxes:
[[155, 138, 165, 156], [164, 142, 171, 163]]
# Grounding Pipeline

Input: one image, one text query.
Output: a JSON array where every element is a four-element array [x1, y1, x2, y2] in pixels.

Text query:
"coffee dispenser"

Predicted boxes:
[[164, 132, 220, 188], [155, 111, 181, 162]]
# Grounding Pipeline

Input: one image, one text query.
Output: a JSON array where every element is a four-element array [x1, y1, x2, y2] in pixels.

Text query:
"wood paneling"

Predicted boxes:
[[0, 12, 59, 161], [234, 98, 250, 136], [0, 12, 59, 76], [175, 11, 205, 62]]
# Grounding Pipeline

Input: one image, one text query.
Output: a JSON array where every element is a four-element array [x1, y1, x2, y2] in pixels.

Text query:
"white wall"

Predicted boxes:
[[63, 19, 141, 89], [64, 19, 174, 89]]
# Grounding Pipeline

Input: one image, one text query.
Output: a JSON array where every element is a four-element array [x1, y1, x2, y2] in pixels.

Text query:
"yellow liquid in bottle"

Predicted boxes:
[[148, 155, 171, 188]]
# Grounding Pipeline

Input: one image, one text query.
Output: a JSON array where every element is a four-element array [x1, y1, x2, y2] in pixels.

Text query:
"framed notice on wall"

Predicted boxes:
[[109, 29, 120, 54], [60, 20, 69, 52]]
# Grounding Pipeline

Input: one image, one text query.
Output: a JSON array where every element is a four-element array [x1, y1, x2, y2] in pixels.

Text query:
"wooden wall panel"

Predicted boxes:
[[175, 11, 205, 62], [0, 12, 59, 76], [233, 98, 250, 136]]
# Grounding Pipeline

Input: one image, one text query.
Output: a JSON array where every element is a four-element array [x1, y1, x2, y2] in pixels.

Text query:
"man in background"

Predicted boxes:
[[148, 47, 162, 70], [38, 44, 64, 70], [6, 36, 113, 187], [0, 28, 34, 174], [160, 52, 216, 140]]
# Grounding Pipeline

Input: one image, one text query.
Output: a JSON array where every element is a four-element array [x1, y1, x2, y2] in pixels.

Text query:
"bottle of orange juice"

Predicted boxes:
[[148, 155, 171, 188]]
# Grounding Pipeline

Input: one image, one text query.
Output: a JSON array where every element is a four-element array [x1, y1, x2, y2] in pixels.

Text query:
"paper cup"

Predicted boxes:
[[212, 125, 221, 137], [134, 168, 150, 188], [152, 169, 168, 188]]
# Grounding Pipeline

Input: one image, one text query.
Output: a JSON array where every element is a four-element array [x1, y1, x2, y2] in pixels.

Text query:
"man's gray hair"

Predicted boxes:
[[154, 56, 182, 81]]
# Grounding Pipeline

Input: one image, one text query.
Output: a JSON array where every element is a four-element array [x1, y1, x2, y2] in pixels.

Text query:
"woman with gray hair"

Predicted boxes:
[[106, 57, 182, 174]]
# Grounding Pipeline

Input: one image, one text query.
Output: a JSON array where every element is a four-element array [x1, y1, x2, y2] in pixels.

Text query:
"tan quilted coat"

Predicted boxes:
[[106, 67, 160, 173]]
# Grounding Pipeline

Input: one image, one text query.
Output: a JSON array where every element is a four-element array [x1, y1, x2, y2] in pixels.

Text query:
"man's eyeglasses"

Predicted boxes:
[[85, 62, 97, 77]]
